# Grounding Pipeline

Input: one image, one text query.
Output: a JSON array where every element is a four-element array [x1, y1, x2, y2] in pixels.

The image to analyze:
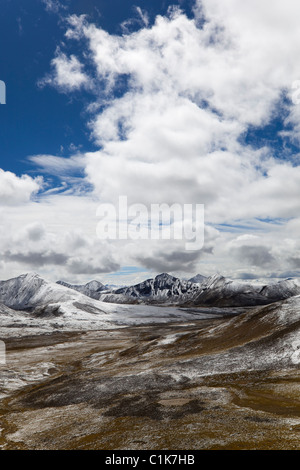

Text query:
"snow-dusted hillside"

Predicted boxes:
[[191, 275, 300, 307], [164, 293, 300, 377], [259, 278, 300, 301]]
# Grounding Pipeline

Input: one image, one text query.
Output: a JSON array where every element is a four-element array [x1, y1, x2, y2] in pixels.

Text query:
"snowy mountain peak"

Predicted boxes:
[[100, 272, 202, 304], [155, 273, 176, 281], [154, 273, 178, 287], [188, 274, 207, 284], [85, 280, 105, 290], [19, 272, 43, 281]]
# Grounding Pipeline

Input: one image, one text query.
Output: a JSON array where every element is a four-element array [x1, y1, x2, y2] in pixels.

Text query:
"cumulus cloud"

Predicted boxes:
[[40, 50, 90, 92], [0, 194, 122, 282], [234, 245, 276, 268], [0, 170, 42, 206], [67, 257, 120, 275], [136, 247, 209, 273], [24, 222, 46, 242], [4, 250, 69, 267]]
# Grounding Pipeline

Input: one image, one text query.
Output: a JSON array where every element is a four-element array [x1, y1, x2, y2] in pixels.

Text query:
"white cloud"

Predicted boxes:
[[41, 0, 67, 14], [40, 50, 90, 92], [62, 8, 299, 226], [0, 170, 42, 206], [0, 194, 122, 283], [28, 154, 85, 175]]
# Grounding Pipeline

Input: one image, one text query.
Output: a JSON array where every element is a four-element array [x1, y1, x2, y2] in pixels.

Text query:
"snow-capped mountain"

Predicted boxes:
[[56, 280, 107, 300], [0, 272, 108, 316], [188, 274, 207, 284], [99, 273, 203, 304]]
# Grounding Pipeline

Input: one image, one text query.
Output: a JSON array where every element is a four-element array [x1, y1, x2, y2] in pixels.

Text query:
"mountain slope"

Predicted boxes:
[[259, 278, 300, 301], [163, 293, 300, 377], [0, 273, 75, 311], [191, 275, 300, 307]]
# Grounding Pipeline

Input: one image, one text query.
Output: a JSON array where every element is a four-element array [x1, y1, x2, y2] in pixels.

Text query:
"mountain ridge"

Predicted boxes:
[[96, 272, 300, 307]]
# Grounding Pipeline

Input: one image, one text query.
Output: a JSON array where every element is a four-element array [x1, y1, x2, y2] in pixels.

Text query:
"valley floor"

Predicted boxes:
[[0, 316, 300, 450]]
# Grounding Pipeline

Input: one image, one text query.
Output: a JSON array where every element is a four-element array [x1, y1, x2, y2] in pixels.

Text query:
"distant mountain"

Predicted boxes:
[[188, 274, 207, 284], [99, 273, 202, 304], [56, 280, 107, 300], [0, 273, 108, 317], [2, 272, 300, 316], [259, 278, 300, 301]]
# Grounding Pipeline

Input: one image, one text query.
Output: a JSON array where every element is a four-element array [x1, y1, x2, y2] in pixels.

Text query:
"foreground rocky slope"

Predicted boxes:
[[0, 293, 300, 449]]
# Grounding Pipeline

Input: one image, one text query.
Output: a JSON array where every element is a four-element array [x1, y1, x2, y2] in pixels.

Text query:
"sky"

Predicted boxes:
[[1, 0, 300, 285]]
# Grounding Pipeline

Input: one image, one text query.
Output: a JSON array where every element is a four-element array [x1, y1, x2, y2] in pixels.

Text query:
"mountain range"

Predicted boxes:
[[57, 272, 300, 307]]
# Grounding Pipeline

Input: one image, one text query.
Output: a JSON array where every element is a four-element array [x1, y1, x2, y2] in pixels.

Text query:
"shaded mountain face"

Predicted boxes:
[[56, 280, 107, 300], [192, 275, 300, 307], [259, 278, 300, 301]]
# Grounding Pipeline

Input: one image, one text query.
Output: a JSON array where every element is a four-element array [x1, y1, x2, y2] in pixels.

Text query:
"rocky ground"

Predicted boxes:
[[0, 298, 300, 450]]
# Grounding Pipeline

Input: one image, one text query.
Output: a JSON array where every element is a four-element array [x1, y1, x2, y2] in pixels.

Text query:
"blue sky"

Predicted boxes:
[[1, 0, 300, 284]]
